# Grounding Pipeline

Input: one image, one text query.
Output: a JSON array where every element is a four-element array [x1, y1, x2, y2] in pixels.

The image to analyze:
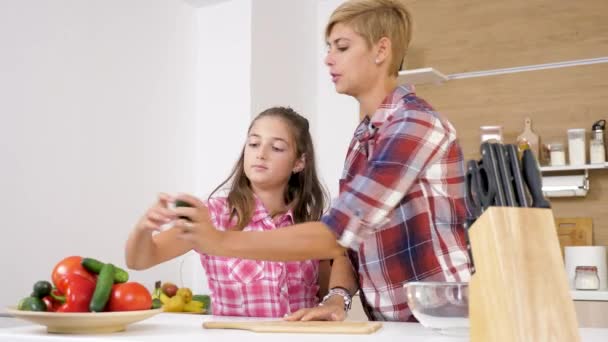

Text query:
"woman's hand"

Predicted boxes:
[[171, 193, 221, 253], [284, 296, 346, 321], [134, 193, 177, 233]]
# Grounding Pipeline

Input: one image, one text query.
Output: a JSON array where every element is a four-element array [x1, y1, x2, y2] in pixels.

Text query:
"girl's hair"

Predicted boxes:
[[325, 0, 413, 77], [209, 107, 328, 230]]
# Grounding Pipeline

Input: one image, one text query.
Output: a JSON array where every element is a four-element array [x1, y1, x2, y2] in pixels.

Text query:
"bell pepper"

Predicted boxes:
[[42, 296, 59, 312], [55, 274, 96, 312], [51, 256, 96, 294]]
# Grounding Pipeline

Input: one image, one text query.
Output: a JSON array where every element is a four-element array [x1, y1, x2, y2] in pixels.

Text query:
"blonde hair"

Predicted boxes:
[[325, 0, 413, 76]]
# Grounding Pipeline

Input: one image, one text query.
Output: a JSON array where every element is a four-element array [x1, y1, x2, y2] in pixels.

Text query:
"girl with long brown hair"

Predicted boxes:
[[125, 107, 333, 317]]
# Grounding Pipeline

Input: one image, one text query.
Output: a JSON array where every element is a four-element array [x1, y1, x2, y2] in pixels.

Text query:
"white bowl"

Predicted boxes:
[[404, 281, 469, 336]]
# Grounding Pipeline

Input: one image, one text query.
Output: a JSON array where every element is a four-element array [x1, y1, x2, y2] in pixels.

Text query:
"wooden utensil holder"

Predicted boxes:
[[468, 207, 580, 341]]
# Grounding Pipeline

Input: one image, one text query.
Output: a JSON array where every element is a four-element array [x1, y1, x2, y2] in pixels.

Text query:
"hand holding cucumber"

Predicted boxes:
[[172, 194, 211, 225], [172, 194, 219, 250], [135, 192, 182, 233]]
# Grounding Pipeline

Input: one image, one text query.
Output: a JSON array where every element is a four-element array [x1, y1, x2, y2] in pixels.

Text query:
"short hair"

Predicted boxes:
[[326, 0, 413, 76]]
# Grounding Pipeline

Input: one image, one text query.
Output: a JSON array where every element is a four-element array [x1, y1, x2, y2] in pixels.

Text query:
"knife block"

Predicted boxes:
[[468, 207, 580, 342]]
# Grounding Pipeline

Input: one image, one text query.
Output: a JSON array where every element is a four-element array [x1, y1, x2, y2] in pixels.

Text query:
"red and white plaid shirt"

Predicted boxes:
[[321, 85, 471, 321], [199, 197, 320, 317]]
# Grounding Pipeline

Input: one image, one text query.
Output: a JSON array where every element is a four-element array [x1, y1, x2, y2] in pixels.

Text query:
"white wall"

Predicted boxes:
[[251, 0, 357, 198], [251, 0, 318, 121], [314, 0, 358, 197], [182, 0, 253, 296], [0, 0, 235, 309], [0, 0, 355, 310]]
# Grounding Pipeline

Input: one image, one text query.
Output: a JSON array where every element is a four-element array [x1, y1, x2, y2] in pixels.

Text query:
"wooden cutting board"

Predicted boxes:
[[517, 117, 540, 158], [555, 217, 593, 257], [202, 321, 382, 334]]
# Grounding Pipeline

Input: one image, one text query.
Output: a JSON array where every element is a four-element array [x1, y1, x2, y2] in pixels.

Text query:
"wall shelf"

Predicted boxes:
[[397, 68, 448, 85], [399, 56, 608, 85], [571, 290, 608, 302], [540, 163, 608, 197], [540, 163, 608, 172]]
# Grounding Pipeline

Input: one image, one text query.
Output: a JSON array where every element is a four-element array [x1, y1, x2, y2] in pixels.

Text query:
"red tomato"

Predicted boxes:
[[107, 282, 152, 312], [51, 256, 96, 293]]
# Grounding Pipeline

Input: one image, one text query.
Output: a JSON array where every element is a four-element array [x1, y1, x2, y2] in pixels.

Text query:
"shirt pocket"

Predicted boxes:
[[227, 258, 265, 284], [286, 260, 318, 285]]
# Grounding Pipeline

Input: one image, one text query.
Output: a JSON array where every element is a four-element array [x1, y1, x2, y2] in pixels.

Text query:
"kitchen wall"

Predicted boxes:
[[0, 0, 353, 310], [0, 0, 254, 309], [404, 0, 608, 245]]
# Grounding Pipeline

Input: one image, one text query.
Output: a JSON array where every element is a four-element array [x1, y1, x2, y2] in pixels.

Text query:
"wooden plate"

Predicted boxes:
[[6, 307, 162, 334]]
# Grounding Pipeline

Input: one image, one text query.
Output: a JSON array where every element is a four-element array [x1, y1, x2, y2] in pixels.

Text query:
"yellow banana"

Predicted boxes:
[[159, 292, 171, 305], [183, 300, 204, 313]]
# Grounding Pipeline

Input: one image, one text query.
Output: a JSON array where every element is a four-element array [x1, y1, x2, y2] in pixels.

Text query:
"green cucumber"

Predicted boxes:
[[174, 199, 193, 221], [89, 263, 115, 312], [18, 297, 46, 311], [31, 280, 52, 298], [82, 257, 129, 283]]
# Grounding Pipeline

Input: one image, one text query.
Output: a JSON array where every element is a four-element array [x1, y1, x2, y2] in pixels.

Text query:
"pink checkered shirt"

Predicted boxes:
[[199, 196, 320, 317], [322, 85, 471, 321]]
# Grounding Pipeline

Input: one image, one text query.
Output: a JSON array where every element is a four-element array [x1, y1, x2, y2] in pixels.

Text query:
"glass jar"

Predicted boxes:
[[575, 266, 600, 290], [549, 142, 566, 166], [480, 126, 503, 143], [567, 128, 586, 165]]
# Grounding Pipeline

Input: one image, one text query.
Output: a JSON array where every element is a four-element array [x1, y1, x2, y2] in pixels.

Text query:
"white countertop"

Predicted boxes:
[[571, 289, 608, 301], [1, 313, 607, 342]]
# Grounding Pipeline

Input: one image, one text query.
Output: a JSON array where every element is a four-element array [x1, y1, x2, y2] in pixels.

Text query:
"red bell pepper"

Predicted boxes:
[[55, 274, 96, 313], [51, 256, 96, 294]]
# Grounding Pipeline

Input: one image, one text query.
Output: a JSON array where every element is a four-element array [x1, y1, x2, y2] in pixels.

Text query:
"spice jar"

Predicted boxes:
[[575, 266, 600, 290], [549, 142, 566, 166]]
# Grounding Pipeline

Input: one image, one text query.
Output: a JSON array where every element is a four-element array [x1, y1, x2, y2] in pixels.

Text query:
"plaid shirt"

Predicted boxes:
[[199, 197, 320, 317], [321, 85, 471, 321]]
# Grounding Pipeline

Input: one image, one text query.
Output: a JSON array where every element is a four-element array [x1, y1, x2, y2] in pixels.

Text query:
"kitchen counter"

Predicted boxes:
[[572, 289, 608, 301], [1, 313, 607, 342]]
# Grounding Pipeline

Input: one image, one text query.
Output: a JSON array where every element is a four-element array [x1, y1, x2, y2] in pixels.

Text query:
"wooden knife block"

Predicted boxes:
[[468, 207, 580, 342]]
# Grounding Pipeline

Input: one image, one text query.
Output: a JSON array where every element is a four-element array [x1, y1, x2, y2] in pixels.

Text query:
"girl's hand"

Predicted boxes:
[[172, 193, 220, 253], [134, 193, 177, 233], [283, 297, 346, 321]]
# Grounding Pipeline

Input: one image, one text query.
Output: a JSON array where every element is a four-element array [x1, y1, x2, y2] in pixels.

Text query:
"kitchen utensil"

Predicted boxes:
[[521, 149, 551, 208], [403, 281, 469, 336], [492, 143, 517, 206], [202, 321, 382, 334], [517, 117, 539, 158], [480, 142, 506, 206], [554, 217, 593, 257], [5, 307, 162, 334], [465, 161, 487, 221], [505, 144, 529, 207]]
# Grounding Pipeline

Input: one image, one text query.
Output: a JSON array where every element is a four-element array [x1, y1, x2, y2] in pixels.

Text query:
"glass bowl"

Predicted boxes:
[[404, 281, 469, 336]]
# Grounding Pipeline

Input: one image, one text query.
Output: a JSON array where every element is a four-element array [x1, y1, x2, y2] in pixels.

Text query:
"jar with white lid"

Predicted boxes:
[[575, 266, 600, 290], [549, 142, 566, 166]]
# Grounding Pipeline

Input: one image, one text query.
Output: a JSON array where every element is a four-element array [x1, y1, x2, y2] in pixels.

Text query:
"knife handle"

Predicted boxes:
[[522, 149, 551, 209]]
